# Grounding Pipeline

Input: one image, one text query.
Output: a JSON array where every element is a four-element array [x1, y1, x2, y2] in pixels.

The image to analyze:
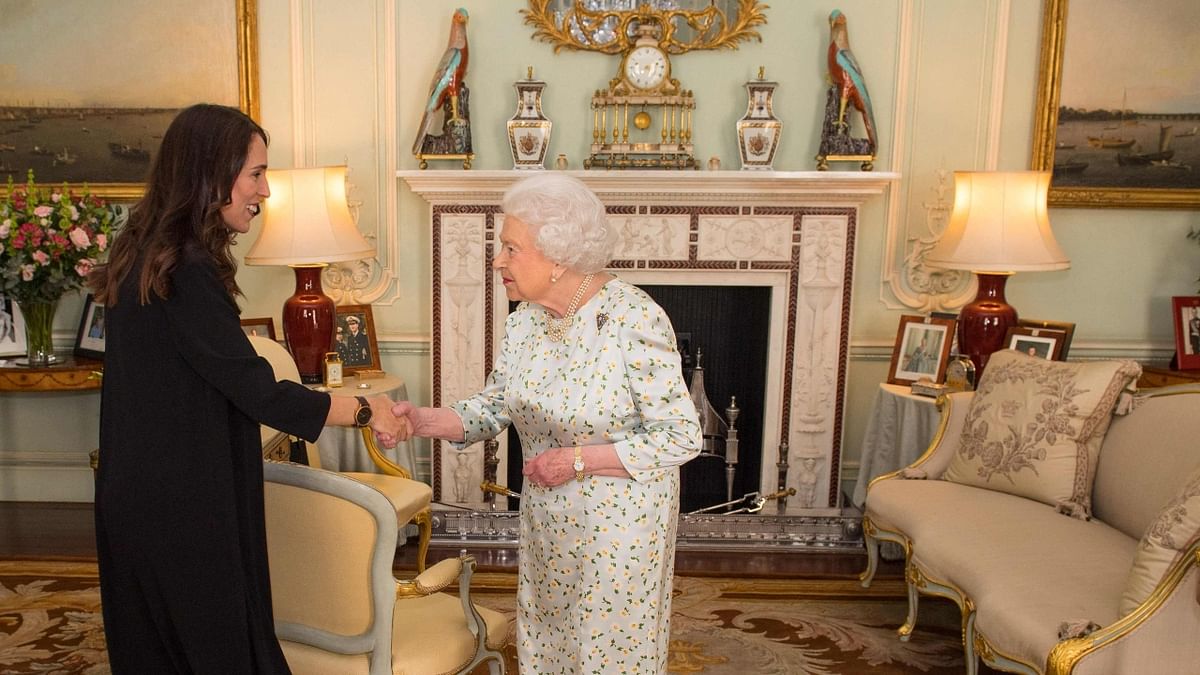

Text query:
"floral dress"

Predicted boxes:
[[452, 278, 701, 673]]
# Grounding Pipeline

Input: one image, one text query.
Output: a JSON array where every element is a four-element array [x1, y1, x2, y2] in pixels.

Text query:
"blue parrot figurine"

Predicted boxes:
[[412, 8, 470, 155], [828, 9, 876, 150]]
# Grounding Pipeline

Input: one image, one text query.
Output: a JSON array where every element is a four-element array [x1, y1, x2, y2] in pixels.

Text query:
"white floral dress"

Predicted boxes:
[[452, 278, 701, 674]]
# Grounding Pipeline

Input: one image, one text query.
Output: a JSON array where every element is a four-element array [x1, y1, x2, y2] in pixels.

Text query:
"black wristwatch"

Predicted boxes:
[[353, 396, 373, 428]]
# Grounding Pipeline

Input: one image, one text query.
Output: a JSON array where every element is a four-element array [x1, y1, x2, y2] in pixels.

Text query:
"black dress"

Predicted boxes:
[[95, 249, 330, 674]]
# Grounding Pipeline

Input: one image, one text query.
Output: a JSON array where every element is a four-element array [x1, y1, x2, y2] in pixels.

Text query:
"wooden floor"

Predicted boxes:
[[0, 501, 903, 580]]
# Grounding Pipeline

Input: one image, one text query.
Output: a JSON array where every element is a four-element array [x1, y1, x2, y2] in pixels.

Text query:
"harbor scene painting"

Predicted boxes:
[[1034, 0, 1200, 207], [0, 0, 254, 196]]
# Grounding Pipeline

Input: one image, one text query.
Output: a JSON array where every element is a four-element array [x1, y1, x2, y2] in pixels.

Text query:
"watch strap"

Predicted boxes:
[[354, 395, 372, 427]]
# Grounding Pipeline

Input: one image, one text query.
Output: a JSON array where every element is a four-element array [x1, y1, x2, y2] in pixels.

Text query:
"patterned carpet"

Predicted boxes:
[[0, 560, 989, 674]]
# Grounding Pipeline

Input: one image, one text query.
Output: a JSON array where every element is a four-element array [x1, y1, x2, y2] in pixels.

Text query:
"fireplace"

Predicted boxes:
[[401, 170, 896, 547]]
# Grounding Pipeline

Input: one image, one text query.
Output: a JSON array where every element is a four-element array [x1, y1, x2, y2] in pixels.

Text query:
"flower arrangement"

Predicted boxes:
[[1, 170, 121, 304]]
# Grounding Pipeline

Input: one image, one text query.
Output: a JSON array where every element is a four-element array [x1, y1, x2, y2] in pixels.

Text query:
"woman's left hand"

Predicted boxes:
[[522, 446, 576, 488]]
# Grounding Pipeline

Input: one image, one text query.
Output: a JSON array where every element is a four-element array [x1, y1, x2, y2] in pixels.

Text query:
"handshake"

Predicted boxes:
[[369, 400, 453, 449]]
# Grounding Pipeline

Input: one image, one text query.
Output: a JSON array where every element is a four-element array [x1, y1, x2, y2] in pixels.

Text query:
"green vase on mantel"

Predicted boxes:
[[16, 298, 59, 366]]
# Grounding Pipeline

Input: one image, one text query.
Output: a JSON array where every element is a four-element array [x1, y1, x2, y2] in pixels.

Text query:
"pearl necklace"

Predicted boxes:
[[545, 273, 595, 342]]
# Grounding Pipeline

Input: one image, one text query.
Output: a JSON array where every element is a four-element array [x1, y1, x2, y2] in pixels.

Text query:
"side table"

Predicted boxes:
[[852, 382, 941, 508], [0, 356, 102, 392], [1138, 367, 1200, 389], [314, 373, 415, 474]]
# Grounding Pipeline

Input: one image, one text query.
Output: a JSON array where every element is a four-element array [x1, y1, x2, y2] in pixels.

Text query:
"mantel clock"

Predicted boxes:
[[522, 0, 768, 170]]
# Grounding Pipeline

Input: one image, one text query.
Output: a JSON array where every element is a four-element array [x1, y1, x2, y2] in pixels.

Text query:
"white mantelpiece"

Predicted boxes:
[[400, 170, 897, 510]]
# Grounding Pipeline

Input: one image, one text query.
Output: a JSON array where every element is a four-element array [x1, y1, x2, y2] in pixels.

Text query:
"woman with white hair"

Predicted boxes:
[[390, 172, 701, 672]]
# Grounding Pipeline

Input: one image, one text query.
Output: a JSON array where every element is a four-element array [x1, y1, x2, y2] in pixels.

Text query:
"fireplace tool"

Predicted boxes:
[[687, 487, 796, 515], [481, 480, 521, 500]]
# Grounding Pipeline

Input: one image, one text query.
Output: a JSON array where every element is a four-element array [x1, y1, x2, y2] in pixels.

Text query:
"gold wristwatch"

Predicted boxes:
[[573, 445, 585, 482]]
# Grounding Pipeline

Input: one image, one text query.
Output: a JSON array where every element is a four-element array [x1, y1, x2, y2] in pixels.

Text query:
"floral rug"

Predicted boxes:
[[0, 561, 994, 674]]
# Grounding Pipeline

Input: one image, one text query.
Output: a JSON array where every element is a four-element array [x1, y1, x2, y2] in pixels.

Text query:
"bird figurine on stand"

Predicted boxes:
[[412, 7, 473, 169], [817, 9, 877, 171]]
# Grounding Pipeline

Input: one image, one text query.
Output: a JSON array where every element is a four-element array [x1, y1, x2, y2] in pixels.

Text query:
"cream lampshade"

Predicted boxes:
[[245, 166, 375, 383], [925, 171, 1069, 374]]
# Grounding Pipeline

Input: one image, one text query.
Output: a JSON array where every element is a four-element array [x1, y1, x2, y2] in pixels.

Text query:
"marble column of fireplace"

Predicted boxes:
[[401, 170, 897, 546]]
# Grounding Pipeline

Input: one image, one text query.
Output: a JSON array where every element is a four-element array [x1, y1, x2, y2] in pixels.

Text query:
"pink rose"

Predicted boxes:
[[76, 258, 95, 277], [69, 227, 91, 249], [95, 233, 108, 251], [20, 264, 35, 281], [51, 192, 62, 203], [0, 219, 9, 238], [33, 205, 52, 218], [32, 250, 50, 266]]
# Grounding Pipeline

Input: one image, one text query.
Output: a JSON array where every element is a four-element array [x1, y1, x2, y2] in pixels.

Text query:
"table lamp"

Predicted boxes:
[[925, 171, 1069, 374], [245, 166, 375, 383]]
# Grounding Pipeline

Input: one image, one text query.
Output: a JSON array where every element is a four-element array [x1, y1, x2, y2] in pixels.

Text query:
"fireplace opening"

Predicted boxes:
[[502, 285, 771, 514]]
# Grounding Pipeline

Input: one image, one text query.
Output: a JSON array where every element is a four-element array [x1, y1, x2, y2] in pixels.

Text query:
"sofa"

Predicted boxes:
[[860, 350, 1200, 674]]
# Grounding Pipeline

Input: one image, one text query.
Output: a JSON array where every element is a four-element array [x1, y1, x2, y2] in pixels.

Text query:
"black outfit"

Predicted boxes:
[[95, 248, 330, 674]]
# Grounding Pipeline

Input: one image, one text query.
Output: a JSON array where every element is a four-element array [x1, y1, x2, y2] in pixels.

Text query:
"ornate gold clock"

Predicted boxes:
[[522, 0, 768, 170]]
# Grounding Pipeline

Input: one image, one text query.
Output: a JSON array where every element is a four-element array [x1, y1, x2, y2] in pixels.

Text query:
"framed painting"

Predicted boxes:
[[334, 305, 381, 375], [1031, 0, 1200, 209], [1172, 296, 1200, 370], [887, 315, 957, 385], [0, 0, 259, 201], [240, 317, 277, 340], [74, 294, 107, 360]]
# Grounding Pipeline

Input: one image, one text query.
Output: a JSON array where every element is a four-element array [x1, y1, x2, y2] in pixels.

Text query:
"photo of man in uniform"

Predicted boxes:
[[338, 314, 371, 366]]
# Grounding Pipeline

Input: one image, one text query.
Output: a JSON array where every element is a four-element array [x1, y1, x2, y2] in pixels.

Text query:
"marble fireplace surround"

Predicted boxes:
[[400, 171, 897, 521]]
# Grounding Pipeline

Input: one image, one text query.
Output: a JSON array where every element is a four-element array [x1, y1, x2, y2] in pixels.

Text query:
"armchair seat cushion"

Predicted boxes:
[[343, 471, 433, 523], [392, 593, 511, 675]]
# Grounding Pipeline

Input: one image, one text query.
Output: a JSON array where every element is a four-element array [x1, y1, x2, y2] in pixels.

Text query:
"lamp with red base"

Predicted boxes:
[[925, 171, 1069, 375], [245, 166, 375, 384]]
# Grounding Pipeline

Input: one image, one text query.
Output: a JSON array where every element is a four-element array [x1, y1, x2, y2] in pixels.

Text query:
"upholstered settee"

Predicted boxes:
[[860, 350, 1200, 675]]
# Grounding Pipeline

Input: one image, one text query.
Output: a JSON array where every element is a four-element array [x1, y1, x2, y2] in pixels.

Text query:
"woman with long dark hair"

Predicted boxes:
[[89, 103, 403, 673]]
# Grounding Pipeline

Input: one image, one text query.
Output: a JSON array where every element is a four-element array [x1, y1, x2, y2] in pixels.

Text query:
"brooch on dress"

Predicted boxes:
[[596, 312, 609, 331]]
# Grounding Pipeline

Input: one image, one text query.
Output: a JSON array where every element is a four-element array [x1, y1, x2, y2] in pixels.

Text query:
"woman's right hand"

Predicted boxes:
[[390, 402, 465, 442]]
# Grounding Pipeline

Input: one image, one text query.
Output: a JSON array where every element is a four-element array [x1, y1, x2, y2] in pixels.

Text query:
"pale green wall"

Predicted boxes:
[[4, 0, 1197, 501]]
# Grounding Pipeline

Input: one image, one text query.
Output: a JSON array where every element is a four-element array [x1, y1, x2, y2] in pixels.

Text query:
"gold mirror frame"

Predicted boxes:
[[1031, 0, 1199, 209], [1, 0, 259, 202], [522, 0, 768, 55]]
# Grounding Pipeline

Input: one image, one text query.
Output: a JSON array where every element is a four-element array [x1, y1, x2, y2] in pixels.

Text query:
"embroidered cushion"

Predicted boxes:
[[942, 349, 1141, 519], [1120, 465, 1200, 616]]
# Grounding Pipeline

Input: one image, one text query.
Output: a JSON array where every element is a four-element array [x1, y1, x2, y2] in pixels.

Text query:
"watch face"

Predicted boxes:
[[573, 457, 585, 472], [624, 45, 667, 90], [354, 397, 373, 426]]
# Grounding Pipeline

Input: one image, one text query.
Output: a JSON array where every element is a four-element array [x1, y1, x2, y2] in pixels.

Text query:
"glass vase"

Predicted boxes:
[[17, 299, 59, 366]]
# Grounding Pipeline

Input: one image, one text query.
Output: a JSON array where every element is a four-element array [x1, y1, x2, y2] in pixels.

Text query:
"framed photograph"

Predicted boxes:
[[73, 294, 107, 360], [1017, 318, 1075, 360], [0, 295, 27, 358], [1031, 0, 1200, 209], [1004, 327, 1064, 361], [1172, 296, 1200, 370], [0, 0, 260, 200], [334, 304, 381, 374], [240, 317, 277, 340], [887, 315, 957, 385]]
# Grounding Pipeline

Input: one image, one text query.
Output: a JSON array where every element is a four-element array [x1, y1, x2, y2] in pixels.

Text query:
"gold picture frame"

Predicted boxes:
[[333, 304, 382, 375], [1031, 0, 1200, 209], [0, 0, 259, 201]]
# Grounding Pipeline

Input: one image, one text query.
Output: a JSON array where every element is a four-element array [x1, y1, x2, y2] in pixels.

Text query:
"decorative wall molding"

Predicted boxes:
[[880, 0, 1008, 311], [286, 0, 399, 305]]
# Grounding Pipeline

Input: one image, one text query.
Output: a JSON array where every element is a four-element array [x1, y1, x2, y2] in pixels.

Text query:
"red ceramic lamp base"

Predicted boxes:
[[958, 272, 1018, 376], [282, 265, 335, 384]]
